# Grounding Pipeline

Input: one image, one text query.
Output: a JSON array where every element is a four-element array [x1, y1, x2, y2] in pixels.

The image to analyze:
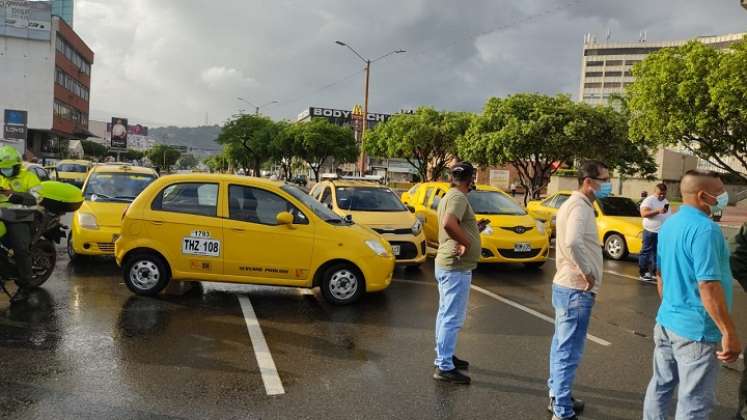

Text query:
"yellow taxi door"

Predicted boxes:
[[419, 187, 447, 246], [222, 183, 315, 285], [146, 181, 224, 278]]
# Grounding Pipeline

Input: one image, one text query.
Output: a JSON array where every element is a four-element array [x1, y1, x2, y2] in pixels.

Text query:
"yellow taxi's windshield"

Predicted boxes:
[[468, 191, 526, 215], [84, 172, 156, 202], [335, 187, 407, 212], [57, 163, 88, 173]]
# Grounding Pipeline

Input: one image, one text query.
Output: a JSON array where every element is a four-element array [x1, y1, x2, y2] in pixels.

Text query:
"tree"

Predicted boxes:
[[176, 154, 199, 170], [147, 144, 181, 172], [216, 115, 277, 176], [628, 37, 747, 181], [291, 119, 357, 182], [459, 94, 654, 204], [364, 107, 471, 181], [81, 140, 108, 159], [270, 121, 298, 180], [204, 153, 230, 173]]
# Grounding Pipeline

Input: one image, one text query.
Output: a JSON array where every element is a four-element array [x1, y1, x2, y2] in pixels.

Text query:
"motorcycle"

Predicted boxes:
[[0, 181, 83, 297]]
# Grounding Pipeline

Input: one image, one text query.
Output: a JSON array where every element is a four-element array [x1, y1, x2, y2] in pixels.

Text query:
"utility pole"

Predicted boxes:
[[361, 60, 370, 175]]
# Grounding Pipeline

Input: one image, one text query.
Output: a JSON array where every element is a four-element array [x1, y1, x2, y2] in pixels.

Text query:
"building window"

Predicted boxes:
[[605, 60, 623, 66], [584, 82, 603, 89], [56, 35, 92, 76], [585, 71, 603, 77], [624, 71, 633, 77], [585, 47, 662, 56], [586, 61, 604, 67], [625, 60, 641, 66], [604, 71, 622, 77], [604, 82, 622, 88]]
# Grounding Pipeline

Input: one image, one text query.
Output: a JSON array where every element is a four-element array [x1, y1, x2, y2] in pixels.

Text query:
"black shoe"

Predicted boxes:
[[433, 368, 471, 385], [452, 355, 469, 370], [10, 287, 30, 303], [547, 397, 585, 414]]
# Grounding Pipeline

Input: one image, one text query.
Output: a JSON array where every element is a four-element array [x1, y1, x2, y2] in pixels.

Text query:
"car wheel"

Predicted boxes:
[[320, 263, 364, 305], [524, 261, 545, 270], [67, 232, 80, 262], [123, 252, 170, 296], [604, 233, 628, 260]]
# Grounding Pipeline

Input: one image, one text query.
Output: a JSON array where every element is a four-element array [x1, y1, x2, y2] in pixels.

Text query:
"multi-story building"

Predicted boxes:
[[0, 1, 93, 159], [578, 32, 746, 105], [51, 0, 73, 27]]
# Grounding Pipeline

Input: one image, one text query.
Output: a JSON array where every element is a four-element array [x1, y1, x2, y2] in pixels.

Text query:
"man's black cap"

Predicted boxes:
[[451, 162, 475, 179]]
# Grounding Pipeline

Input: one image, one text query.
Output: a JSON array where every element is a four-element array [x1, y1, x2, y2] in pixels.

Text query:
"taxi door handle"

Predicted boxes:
[[151, 221, 163, 226], [231, 227, 245, 232]]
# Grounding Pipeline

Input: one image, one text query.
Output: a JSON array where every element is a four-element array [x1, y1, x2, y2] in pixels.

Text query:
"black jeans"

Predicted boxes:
[[3, 222, 33, 287], [638, 230, 658, 276]]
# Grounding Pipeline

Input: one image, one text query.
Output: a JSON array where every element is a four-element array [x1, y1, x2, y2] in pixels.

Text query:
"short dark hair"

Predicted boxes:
[[451, 162, 475, 182], [655, 183, 667, 192], [577, 160, 609, 186], [684, 169, 721, 179]]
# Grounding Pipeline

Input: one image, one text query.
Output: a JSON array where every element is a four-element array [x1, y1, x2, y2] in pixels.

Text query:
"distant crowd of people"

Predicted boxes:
[[431, 160, 745, 420]]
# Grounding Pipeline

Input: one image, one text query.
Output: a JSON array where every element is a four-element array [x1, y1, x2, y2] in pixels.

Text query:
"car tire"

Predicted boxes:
[[604, 233, 628, 260], [67, 232, 81, 263], [320, 263, 364, 305], [524, 261, 545, 270], [123, 252, 171, 296]]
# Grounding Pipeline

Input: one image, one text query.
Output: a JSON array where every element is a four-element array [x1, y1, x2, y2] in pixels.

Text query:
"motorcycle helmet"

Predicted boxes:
[[0, 145, 22, 177]]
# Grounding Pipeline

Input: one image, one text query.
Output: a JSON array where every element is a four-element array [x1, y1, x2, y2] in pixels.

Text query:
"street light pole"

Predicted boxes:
[[335, 41, 405, 176]]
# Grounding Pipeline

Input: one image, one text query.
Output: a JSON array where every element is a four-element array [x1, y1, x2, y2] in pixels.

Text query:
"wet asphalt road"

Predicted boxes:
[[1, 238, 747, 419]]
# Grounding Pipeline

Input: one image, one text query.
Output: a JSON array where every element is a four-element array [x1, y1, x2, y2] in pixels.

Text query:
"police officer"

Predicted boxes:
[[0, 146, 41, 301]]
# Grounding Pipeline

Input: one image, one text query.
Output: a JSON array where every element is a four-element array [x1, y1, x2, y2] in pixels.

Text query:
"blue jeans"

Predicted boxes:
[[639, 230, 658, 276], [434, 267, 472, 371], [643, 324, 719, 420], [548, 284, 595, 418]]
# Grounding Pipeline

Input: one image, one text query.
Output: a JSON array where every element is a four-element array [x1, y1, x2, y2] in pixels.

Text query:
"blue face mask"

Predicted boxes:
[[594, 181, 612, 199], [706, 191, 729, 213], [0, 168, 14, 178]]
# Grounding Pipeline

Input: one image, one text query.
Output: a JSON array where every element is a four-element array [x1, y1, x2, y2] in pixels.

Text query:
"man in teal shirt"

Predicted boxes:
[[643, 170, 741, 419]]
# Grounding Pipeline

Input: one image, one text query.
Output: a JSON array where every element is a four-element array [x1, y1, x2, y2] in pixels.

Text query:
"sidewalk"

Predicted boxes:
[[720, 206, 747, 228]]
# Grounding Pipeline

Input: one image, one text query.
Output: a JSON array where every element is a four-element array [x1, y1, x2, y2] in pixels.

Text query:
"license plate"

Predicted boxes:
[[514, 242, 532, 253], [182, 237, 221, 257], [391, 245, 401, 256]]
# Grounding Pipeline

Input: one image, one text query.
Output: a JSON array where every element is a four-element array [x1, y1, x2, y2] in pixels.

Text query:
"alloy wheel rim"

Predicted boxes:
[[328, 269, 358, 301], [130, 261, 160, 290], [607, 237, 623, 258]]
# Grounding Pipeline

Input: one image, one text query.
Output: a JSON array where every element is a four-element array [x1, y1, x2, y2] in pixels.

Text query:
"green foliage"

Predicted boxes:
[[204, 154, 230, 172], [628, 37, 747, 181], [146, 144, 181, 172], [81, 140, 108, 159], [459, 93, 654, 203], [364, 107, 472, 181], [287, 119, 357, 182], [216, 115, 278, 176], [176, 154, 199, 169]]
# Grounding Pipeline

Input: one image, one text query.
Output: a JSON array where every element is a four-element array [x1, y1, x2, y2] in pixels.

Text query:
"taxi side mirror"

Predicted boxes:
[[407, 205, 415, 213], [276, 211, 294, 226]]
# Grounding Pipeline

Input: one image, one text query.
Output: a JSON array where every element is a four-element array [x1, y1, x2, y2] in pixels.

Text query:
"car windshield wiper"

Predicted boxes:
[[91, 193, 130, 202]]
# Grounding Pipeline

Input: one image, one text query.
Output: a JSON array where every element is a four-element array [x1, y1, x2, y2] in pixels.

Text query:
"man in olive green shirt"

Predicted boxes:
[[433, 162, 487, 385]]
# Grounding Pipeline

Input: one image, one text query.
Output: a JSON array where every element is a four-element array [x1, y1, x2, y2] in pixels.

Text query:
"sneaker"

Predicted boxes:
[[547, 397, 585, 414], [452, 355, 469, 370], [433, 368, 471, 385], [551, 415, 578, 420], [639, 273, 654, 282]]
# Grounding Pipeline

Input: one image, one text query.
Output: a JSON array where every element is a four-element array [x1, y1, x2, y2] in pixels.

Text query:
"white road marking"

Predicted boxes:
[[547, 257, 653, 284], [238, 295, 285, 396], [395, 279, 611, 347]]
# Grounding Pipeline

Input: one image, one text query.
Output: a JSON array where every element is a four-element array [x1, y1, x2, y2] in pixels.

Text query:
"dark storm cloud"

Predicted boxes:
[[75, 0, 747, 126]]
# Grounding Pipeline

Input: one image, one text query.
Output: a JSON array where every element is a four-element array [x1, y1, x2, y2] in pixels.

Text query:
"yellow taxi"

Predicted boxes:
[[527, 191, 644, 260], [309, 179, 427, 267], [114, 174, 395, 305], [68, 164, 158, 260], [56, 159, 92, 187], [407, 182, 550, 268], [400, 183, 420, 208]]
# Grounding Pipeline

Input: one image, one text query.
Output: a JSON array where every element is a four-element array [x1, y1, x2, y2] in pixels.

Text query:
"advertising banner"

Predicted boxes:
[[110, 117, 128, 149], [308, 107, 391, 129], [107, 122, 148, 136], [0, 0, 52, 41], [3, 109, 27, 153]]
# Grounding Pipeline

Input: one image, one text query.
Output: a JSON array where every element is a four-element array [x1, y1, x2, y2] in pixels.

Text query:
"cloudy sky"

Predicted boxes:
[[74, 0, 747, 127]]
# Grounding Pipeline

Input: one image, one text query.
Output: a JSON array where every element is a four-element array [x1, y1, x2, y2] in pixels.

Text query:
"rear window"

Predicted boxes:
[[57, 164, 88, 173], [335, 187, 406, 212], [598, 196, 640, 217], [152, 183, 219, 217], [84, 172, 156, 202]]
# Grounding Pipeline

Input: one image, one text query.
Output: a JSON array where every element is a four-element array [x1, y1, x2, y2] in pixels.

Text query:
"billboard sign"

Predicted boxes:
[[110, 117, 128, 149], [3, 109, 27, 152], [307, 107, 391, 129], [0, 0, 52, 41], [107, 122, 148, 136]]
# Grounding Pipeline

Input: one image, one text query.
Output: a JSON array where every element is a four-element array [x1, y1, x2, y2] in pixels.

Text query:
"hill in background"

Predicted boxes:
[[149, 125, 222, 153]]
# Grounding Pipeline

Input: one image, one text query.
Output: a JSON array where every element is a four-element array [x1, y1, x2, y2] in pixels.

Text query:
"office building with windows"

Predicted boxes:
[[578, 32, 746, 105], [0, 1, 93, 159], [52, 0, 74, 27]]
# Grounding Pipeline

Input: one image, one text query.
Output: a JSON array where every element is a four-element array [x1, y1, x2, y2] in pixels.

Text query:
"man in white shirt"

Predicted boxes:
[[639, 183, 671, 282], [547, 160, 609, 420]]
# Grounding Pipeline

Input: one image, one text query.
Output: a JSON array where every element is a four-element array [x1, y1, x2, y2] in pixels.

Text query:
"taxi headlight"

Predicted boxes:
[[411, 219, 422, 235], [535, 220, 545, 235], [365, 240, 389, 257], [78, 212, 99, 230], [480, 224, 494, 236]]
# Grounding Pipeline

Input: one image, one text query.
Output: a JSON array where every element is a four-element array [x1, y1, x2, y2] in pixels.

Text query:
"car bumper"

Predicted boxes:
[[379, 232, 427, 265], [627, 235, 642, 254], [478, 235, 550, 263], [360, 254, 396, 292], [73, 225, 120, 256]]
